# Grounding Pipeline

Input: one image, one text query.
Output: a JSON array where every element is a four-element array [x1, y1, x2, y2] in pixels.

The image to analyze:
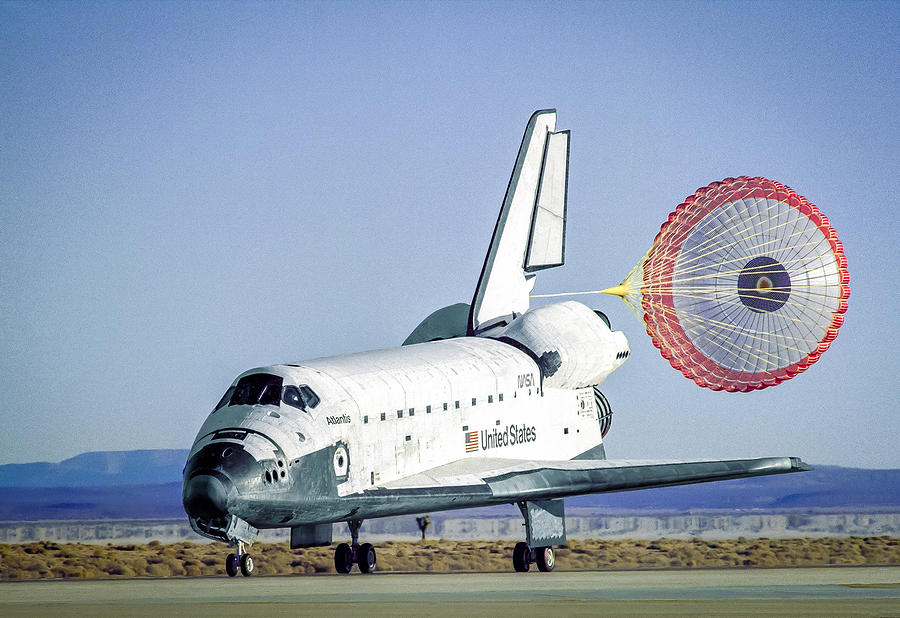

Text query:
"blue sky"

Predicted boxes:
[[1, 1, 897, 467]]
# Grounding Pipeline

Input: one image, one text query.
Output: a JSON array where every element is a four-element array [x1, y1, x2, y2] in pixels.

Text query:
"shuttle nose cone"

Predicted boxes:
[[183, 474, 228, 519]]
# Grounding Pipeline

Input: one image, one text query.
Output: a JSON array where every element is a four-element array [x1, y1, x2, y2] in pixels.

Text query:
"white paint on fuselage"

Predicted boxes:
[[299, 336, 608, 497], [190, 334, 618, 501]]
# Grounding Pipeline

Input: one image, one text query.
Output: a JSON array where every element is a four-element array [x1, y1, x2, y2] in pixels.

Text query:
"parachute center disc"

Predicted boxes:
[[737, 256, 791, 313]]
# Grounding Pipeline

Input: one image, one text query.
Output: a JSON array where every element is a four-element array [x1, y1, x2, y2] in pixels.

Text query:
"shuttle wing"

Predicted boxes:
[[469, 110, 570, 334], [361, 456, 810, 514]]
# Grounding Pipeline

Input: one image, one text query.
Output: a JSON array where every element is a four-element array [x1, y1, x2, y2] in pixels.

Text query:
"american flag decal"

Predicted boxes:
[[464, 430, 479, 452]]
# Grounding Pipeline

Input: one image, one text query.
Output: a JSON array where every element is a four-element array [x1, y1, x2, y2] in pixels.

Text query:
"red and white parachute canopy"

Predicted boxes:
[[607, 177, 849, 392]]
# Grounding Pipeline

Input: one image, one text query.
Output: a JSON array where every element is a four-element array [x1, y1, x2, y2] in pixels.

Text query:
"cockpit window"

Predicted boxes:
[[215, 374, 319, 411], [299, 385, 320, 409], [258, 383, 282, 406], [214, 386, 235, 411], [282, 386, 304, 409], [282, 384, 321, 410], [229, 374, 284, 407]]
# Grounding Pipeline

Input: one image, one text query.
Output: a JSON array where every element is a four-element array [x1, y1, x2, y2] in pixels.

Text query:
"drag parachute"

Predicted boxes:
[[605, 176, 849, 392]]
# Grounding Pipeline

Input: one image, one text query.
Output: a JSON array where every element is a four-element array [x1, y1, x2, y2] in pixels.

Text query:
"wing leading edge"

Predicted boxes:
[[348, 456, 811, 519]]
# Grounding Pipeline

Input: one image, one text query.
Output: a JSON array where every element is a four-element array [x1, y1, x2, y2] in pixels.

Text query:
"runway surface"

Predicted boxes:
[[2, 567, 898, 617]]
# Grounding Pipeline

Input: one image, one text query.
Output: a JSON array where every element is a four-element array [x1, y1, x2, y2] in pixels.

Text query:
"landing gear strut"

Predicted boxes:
[[334, 519, 377, 574], [226, 540, 254, 577], [512, 542, 555, 572]]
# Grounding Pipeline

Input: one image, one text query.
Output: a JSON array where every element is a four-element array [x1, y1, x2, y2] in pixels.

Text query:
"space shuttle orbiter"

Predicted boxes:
[[182, 110, 809, 577]]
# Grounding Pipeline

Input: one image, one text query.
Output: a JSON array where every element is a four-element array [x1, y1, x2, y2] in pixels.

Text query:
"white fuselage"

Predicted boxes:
[[193, 339, 607, 491], [186, 301, 629, 528]]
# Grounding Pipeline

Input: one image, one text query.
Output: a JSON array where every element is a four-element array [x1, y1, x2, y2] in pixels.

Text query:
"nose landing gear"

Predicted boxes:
[[334, 519, 377, 573], [225, 540, 254, 577]]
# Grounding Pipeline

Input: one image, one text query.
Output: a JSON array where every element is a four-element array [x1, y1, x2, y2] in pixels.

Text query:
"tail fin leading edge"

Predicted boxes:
[[469, 110, 570, 335]]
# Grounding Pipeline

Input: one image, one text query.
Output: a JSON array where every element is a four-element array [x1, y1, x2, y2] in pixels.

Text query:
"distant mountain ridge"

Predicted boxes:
[[0, 450, 188, 487], [0, 450, 897, 521]]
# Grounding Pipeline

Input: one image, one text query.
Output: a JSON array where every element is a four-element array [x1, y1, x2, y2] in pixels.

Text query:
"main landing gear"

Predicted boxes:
[[512, 542, 555, 572], [334, 519, 377, 574], [225, 540, 254, 577], [511, 499, 563, 573]]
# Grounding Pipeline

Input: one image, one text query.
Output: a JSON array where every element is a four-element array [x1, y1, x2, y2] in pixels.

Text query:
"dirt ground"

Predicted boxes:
[[2, 536, 898, 579]]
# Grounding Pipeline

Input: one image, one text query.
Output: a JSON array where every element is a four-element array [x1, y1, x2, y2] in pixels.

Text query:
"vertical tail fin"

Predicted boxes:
[[469, 110, 570, 335]]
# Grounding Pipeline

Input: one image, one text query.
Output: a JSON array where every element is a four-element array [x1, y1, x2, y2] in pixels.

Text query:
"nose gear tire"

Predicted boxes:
[[239, 553, 254, 576], [225, 553, 239, 577]]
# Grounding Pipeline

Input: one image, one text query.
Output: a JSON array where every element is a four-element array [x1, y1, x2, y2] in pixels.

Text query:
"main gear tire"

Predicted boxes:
[[535, 546, 555, 572], [513, 541, 531, 572], [334, 542, 353, 574], [358, 542, 377, 573]]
